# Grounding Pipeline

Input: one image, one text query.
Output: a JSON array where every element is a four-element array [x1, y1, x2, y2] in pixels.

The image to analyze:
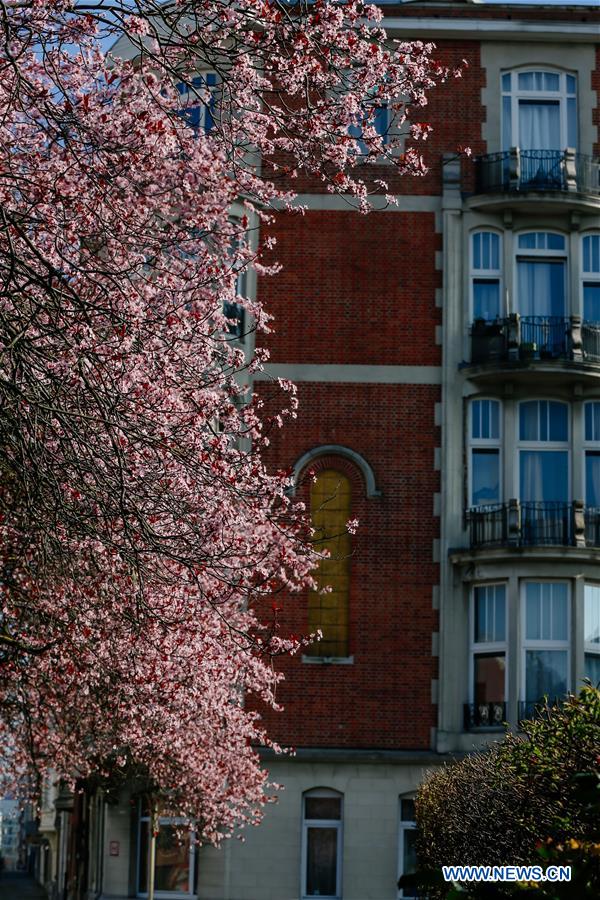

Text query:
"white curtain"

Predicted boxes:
[[520, 451, 544, 502], [586, 453, 600, 507], [519, 101, 561, 150], [520, 451, 568, 503], [517, 261, 565, 318]]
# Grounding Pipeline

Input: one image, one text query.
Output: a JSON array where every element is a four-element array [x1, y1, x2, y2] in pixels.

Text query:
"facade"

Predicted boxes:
[[32, 2, 600, 900]]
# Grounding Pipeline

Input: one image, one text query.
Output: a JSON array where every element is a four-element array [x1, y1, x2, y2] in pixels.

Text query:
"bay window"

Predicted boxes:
[[521, 581, 570, 715], [515, 232, 568, 356]]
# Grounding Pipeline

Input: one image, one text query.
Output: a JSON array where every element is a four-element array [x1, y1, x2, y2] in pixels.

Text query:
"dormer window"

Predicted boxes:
[[501, 69, 577, 152]]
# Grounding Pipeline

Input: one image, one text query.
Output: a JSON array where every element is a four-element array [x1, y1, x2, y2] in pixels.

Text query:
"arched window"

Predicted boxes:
[[501, 69, 577, 152], [471, 231, 502, 321], [582, 234, 600, 322], [307, 470, 351, 659], [469, 399, 501, 507], [301, 789, 343, 900]]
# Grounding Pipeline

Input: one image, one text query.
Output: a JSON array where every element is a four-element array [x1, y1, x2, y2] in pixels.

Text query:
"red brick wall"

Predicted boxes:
[[259, 209, 441, 366], [254, 379, 440, 750]]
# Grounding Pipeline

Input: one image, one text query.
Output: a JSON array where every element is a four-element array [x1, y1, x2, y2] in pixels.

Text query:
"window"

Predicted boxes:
[[301, 790, 343, 900], [518, 400, 569, 502], [470, 584, 507, 713], [176, 73, 217, 133], [307, 470, 351, 658], [501, 69, 577, 152], [138, 808, 195, 898], [471, 231, 502, 321], [223, 222, 248, 340], [397, 797, 417, 899], [582, 234, 600, 322], [584, 584, 600, 685], [584, 402, 600, 508], [521, 581, 570, 714], [515, 233, 567, 356], [469, 399, 501, 507], [348, 87, 391, 156]]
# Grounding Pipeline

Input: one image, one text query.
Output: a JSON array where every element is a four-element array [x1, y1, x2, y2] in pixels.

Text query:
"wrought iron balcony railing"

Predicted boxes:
[[469, 315, 600, 367], [464, 702, 506, 731], [465, 500, 600, 550], [473, 148, 600, 196]]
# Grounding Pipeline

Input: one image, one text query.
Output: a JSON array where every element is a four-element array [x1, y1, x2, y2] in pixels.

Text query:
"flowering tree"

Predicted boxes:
[[0, 0, 455, 840]]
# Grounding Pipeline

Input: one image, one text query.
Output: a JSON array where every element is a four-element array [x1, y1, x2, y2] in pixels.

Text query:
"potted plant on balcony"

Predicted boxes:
[[471, 318, 506, 364], [520, 340, 539, 361]]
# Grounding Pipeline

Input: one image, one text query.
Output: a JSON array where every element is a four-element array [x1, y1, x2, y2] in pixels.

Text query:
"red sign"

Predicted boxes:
[[109, 841, 120, 857]]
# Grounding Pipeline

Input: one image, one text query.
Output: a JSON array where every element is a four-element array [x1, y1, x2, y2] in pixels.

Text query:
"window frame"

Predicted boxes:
[[468, 398, 502, 508], [520, 579, 571, 710], [581, 232, 600, 323], [469, 583, 509, 707], [513, 230, 568, 320], [501, 68, 577, 151], [470, 230, 503, 323], [136, 805, 196, 899], [301, 789, 343, 900], [397, 796, 417, 900], [516, 400, 570, 503], [583, 400, 600, 508], [175, 71, 218, 135], [584, 582, 600, 683]]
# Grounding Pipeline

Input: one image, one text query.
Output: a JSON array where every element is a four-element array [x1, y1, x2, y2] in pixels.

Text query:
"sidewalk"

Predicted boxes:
[[0, 873, 47, 899]]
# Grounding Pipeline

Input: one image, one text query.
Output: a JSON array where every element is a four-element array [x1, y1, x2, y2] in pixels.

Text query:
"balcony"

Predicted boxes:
[[465, 500, 600, 551], [468, 148, 600, 213], [466, 315, 600, 383], [464, 702, 506, 731]]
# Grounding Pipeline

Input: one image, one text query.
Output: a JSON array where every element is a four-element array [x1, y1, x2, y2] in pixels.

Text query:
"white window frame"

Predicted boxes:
[[301, 789, 343, 900], [397, 796, 417, 900], [137, 807, 196, 899], [468, 398, 502, 508], [513, 231, 568, 319], [501, 68, 577, 151], [469, 583, 509, 706], [584, 582, 600, 680], [520, 580, 571, 710], [176, 71, 218, 134], [470, 230, 503, 322], [581, 232, 600, 323], [516, 399, 570, 502], [583, 400, 600, 508]]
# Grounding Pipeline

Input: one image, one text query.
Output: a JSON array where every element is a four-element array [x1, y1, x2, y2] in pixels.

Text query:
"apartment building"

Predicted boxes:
[[32, 2, 600, 899]]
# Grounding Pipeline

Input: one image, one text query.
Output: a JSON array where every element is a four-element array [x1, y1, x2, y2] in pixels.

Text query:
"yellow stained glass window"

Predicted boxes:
[[307, 469, 351, 657]]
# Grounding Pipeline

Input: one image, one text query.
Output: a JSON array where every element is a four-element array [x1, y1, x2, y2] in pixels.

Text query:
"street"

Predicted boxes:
[[0, 873, 47, 899]]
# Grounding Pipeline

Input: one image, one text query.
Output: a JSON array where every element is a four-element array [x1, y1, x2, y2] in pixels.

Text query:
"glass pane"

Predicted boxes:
[[155, 826, 190, 893], [502, 95, 512, 149], [519, 402, 568, 442], [566, 74, 576, 95], [518, 72, 535, 91], [305, 797, 342, 821], [520, 451, 568, 502], [306, 827, 338, 897], [517, 260, 566, 318], [583, 235, 600, 274], [567, 97, 577, 148], [472, 450, 500, 506], [401, 828, 418, 898], [519, 233, 538, 250], [525, 582, 568, 641], [547, 234, 566, 251], [474, 584, 506, 643], [474, 653, 506, 703], [586, 454, 600, 507], [519, 401, 539, 440], [502, 72, 511, 92], [400, 799, 416, 823], [584, 284, 600, 322], [471, 399, 500, 440], [518, 100, 560, 151], [584, 653, 600, 685], [543, 73, 560, 92], [525, 650, 568, 703], [473, 280, 500, 320], [585, 403, 600, 442], [584, 584, 600, 645]]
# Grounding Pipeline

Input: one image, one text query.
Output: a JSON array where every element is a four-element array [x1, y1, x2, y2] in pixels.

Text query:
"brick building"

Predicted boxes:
[[32, 2, 600, 899]]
